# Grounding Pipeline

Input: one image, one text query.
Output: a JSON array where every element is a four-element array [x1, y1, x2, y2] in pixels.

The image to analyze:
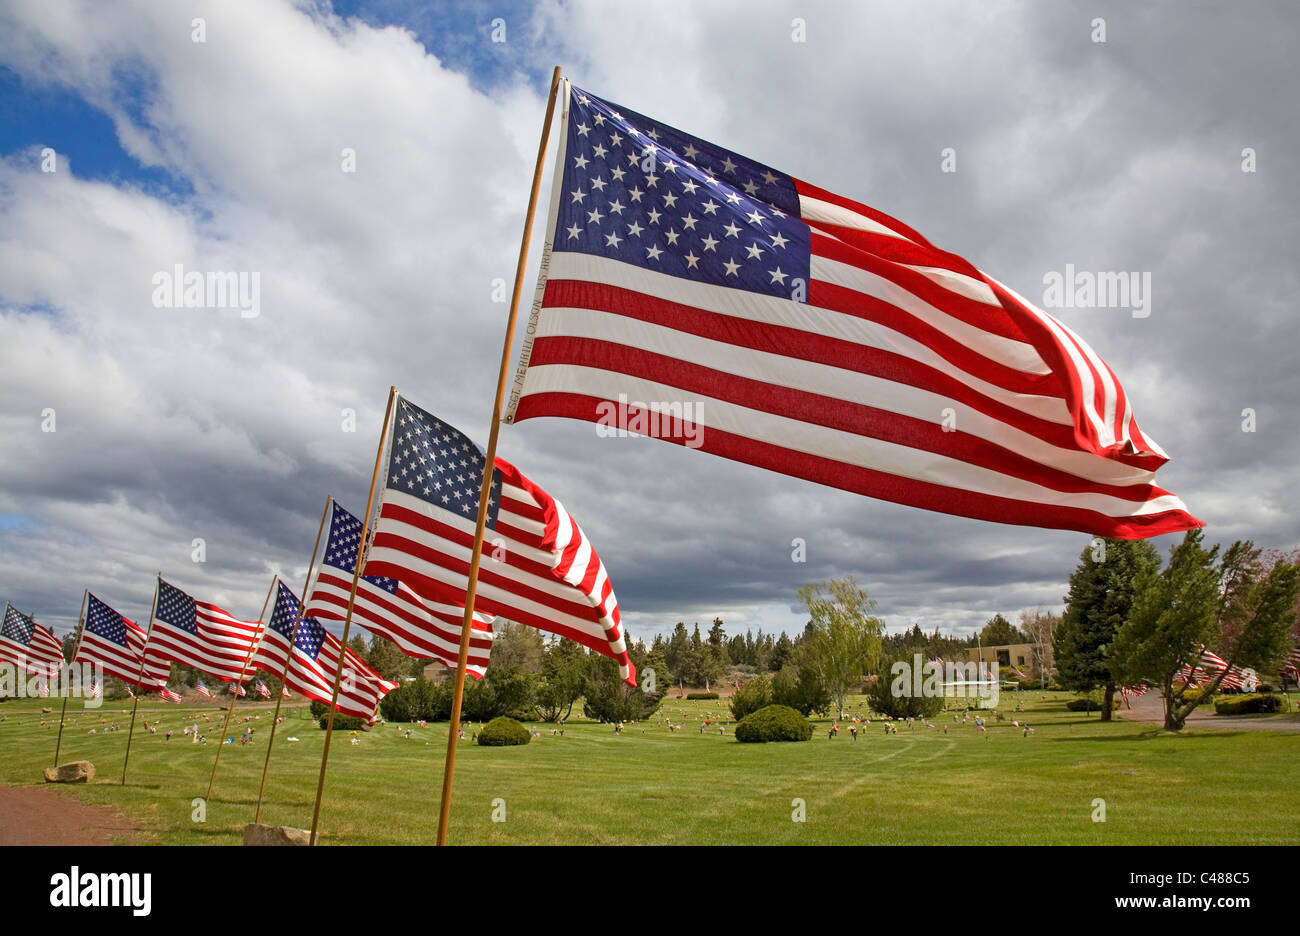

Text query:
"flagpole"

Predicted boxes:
[[205, 576, 276, 800], [308, 387, 397, 845], [436, 64, 564, 847], [254, 494, 331, 825], [53, 589, 88, 768], [122, 576, 161, 785]]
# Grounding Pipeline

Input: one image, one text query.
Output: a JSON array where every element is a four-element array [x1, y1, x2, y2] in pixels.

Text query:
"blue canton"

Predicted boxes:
[[388, 396, 501, 530], [156, 580, 198, 634], [86, 595, 128, 648], [555, 86, 810, 299]]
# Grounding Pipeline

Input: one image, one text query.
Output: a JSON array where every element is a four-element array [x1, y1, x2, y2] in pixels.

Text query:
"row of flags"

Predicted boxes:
[[9, 393, 636, 723]]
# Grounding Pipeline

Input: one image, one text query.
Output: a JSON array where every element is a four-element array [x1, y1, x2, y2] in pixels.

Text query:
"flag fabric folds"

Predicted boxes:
[[0, 603, 65, 675], [255, 580, 395, 721], [74, 594, 170, 690], [504, 85, 1201, 540], [303, 501, 494, 678], [144, 579, 262, 684], [363, 396, 635, 684]]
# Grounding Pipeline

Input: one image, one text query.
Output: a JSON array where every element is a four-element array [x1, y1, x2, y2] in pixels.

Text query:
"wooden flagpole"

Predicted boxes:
[[254, 494, 331, 824], [122, 576, 161, 785], [53, 588, 89, 768], [308, 387, 397, 845], [435, 64, 564, 847], [205, 576, 276, 800]]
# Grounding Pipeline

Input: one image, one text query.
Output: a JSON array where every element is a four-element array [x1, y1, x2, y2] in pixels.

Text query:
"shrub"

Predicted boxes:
[[1214, 693, 1290, 715], [476, 716, 531, 746], [729, 676, 773, 721], [686, 692, 719, 700], [735, 704, 813, 743], [1065, 697, 1120, 712], [1181, 686, 1215, 706], [380, 678, 452, 723], [771, 664, 830, 717], [864, 660, 945, 719]]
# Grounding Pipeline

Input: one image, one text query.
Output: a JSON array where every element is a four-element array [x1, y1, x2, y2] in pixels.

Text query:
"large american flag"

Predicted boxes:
[[303, 500, 494, 678], [258, 580, 395, 721], [0, 603, 65, 676], [363, 395, 635, 684], [144, 578, 262, 684], [504, 85, 1201, 540], [73, 594, 170, 690]]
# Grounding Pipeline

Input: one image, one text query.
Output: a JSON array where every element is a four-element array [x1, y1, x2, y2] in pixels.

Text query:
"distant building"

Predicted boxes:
[[422, 662, 452, 684], [960, 643, 1035, 672]]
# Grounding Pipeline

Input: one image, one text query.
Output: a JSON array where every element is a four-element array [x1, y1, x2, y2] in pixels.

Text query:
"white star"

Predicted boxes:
[[722, 258, 741, 276], [646, 128, 659, 140], [772, 207, 786, 218], [609, 131, 623, 147], [662, 192, 678, 208], [681, 179, 699, 195], [605, 231, 622, 248], [626, 151, 640, 166], [645, 244, 663, 261], [608, 198, 625, 215], [611, 167, 626, 182], [723, 221, 741, 238], [701, 233, 719, 252], [743, 179, 759, 195], [591, 176, 607, 191], [724, 191, 742, 205], [745, 242, 765, 259], [683, 143, 700, 160], [762, 170, 779, 185], [721, 156, 737, 174], [701, 200, 720, 215], [644, 173, 659, 188], [770, 231, 789, 249], [566, 224, 581, 240], [573, 154, 589, 170], [628, 186, 644, 203], [592, 143, 608, 159], [681, 213, 698, 230], [646, 207, 662, 224], [662, 160, 677, 174], [665, 228, 680, 245], [587, 207, 604, 224], [592, 112, 605, 125], [746, 209, 765, 225], [683, 251, 700, 269], [571, 189, 586, 204], [768, 267, 788, 285], [576, 123, 591, 137], [626, 220, 644, 237]]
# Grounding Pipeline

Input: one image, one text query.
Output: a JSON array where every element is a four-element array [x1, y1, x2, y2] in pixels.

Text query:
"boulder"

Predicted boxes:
[[43, 761, 95, 783], [242, 823, 311, 846]]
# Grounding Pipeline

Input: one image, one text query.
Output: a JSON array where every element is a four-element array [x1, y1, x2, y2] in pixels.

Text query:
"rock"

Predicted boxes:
[[44, 761, 95, 783], [242, 823, 311, 846]]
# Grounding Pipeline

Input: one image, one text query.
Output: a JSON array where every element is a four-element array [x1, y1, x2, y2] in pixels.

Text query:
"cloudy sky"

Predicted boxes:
[[2, 0, 1296, 645]]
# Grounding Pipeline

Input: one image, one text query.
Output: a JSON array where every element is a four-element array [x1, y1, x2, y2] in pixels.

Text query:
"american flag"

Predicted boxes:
[[254, 679, 271, 699], [229, 682, 246, 697], [74, 594, 169, 690], [1285, 646, 1300, 681], [504, 85, 1201, 540], [259, 580, 395, 721], [144, 578, 262, 685], [364, 396, 636, 684], [303, 500, 494, 678], [159, 687, 182, 703], [87, 678, 99, 698], [0, 603, 65, 676], [195, 679, 213, 698]]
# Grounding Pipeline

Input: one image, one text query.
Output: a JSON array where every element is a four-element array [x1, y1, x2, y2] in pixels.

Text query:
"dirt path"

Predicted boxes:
[[0, 783, 146, 845], [1117, 691, 1300, 733]]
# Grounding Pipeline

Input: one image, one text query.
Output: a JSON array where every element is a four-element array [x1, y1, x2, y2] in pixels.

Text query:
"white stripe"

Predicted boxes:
[[799, 194, 913, 240]]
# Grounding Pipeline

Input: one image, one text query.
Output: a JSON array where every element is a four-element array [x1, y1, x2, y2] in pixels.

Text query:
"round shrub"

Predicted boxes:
[[1065, 697, 1120, 712], [734, 704, 813, 743], [476, 716, 531, 746], [686, 691, 719, 700], [1181, 687, 1215, 706], [729, 676, 773, 721], [1214, 693, 1289, 715]]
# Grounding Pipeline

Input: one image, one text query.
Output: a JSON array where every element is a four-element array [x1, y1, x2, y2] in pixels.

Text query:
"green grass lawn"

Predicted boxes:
[[2, 692, 1297, 845]]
